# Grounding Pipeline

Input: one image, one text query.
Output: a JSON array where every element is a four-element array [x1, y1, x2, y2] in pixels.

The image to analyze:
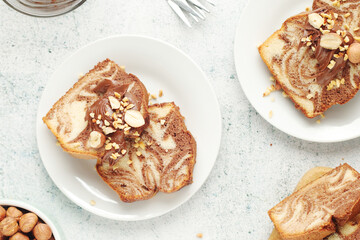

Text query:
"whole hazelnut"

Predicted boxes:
[[9, 232, 30, 240], [0, 217, 19, 236], [347, 42, 360, 64], [19, 213, 38, 233], [6, 207, 23, 220], [33, 223, 52, 240], [0, 206, 5, 221]]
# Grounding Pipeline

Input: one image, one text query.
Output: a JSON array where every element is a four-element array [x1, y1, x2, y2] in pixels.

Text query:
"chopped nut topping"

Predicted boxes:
[[103, 127, 116, 135], [89, 112, 95, 118], [104, 120, 110, 126], [105, 143, 112, 150], [109, 96, 120, 109], [263, 84, 277, 97], [344, 13, 351, 18], [121, 149, 127, 155], [136, 151, 142, 156], [127, 160, 132, 165], [114, 92, 121, 98], [92, 119, 96, 123], [327, 78, 345, 90], [327, 60, 336, 69], [105, 111, 110, 116], [96, 120, 101, 125], [160, 119, 166, 125], [122, 97, 129, 102], [139, 141, 146, 150], [112, 143, 120, 150]]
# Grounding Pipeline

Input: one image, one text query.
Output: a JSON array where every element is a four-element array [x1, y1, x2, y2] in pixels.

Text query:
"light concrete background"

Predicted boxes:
[[1, 0, 360, 239]]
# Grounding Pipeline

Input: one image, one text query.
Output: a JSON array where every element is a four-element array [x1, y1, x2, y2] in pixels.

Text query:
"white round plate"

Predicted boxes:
[[36, 35, 221, 221], [235, 0, 360, 143], [0, 199, 62, 239]]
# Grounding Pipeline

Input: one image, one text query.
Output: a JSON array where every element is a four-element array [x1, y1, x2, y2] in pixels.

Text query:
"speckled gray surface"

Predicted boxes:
[[2, 0, 360, 239]]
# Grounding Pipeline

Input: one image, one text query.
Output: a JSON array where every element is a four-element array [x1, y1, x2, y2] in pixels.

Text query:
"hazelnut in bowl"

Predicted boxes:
[[0, 199, 61, 240]]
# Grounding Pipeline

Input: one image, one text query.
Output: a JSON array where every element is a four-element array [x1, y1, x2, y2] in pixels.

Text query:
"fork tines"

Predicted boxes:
[[168, 0, 214, 27]]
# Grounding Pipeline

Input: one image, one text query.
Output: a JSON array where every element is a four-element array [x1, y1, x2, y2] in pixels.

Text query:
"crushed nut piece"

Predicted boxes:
[[263, 85, 276, 97], [89, 112, 95, 118], [196, 233, 203, 238], [136, 151, 142, 156], [114, 92, 121, 98], [327, 60, 336, 69], [121, 149, 127, 155], [159, 90, 163, 97], [160, 119, 166, 125], [105, 143, 112, 150]]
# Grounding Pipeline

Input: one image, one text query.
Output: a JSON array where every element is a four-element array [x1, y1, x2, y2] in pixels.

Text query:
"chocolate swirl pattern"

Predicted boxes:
[[96, 102, 196, 202], [43, 59, 149, 159], [269, 164, 360, 240]]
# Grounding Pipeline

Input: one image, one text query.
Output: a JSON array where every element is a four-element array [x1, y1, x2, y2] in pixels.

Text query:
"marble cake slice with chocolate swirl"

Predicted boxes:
[[269, 166, 360, 240], [269, 164, 360, 240], [96, 102, 196, 202], [259, 10, 360, 118], [43, 59, 149, 159]]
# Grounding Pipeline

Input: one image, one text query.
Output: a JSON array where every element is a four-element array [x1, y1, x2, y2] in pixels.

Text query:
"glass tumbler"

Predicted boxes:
[[3, 0, 86, 17]]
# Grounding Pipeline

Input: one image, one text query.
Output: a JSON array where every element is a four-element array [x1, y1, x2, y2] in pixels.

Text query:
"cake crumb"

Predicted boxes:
[[120, 66, 126, 70], [263, 85, 276, 97], [282, 91, 288, 98], [159, 90, 163, 97], [196, 233, 203, 238], [90, 200, 96, 206], [316, 119, 321, 124], [305, 7, 310, 11], [269, 110, 273, 119]]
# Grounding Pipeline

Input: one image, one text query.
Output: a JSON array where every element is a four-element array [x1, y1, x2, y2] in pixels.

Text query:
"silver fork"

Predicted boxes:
[[168, 0, 214, 27]]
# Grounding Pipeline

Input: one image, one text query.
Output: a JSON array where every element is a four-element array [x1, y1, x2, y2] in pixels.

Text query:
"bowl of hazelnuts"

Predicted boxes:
[[0, 199, 61, 240]]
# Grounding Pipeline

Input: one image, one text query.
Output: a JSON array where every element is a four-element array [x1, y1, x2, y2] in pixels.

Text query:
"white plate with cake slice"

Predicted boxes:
[[36, 35, 221, 220], [234, 0, 360, 143]]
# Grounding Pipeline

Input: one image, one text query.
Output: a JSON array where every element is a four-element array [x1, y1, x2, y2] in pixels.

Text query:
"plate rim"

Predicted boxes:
[[36, 34, 222, 221], [234, 0, 360, 143]]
